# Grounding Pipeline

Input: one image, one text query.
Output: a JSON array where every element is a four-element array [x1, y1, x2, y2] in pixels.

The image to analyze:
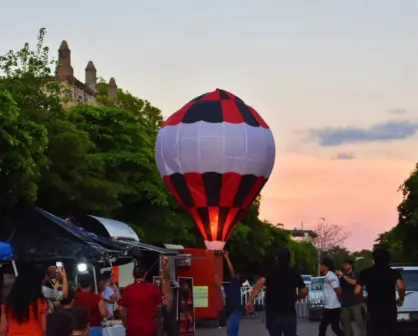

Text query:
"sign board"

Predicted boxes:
[[193, 286, 208, 308]]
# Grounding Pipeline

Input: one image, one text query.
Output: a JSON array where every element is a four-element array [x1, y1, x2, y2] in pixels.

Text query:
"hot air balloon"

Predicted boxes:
[[155, 89, 275, 250]]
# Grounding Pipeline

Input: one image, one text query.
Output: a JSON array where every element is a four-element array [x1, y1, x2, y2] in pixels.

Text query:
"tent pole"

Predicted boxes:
[[92, 265, 98, 294], [11, 261, 18, 277]]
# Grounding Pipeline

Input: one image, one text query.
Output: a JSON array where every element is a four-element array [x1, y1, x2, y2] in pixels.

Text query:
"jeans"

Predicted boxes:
[[340, 305, 366, 336], [319, 308, 344, 336], [266, 315, 297, 336], [227, 310, 242, 336], [89, 327, 102, 336]]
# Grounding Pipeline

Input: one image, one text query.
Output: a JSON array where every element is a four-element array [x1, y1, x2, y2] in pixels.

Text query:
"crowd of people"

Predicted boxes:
[[0, 246, 406, 336], [237, 247, 405, 336], [0, 263, 164, 336]]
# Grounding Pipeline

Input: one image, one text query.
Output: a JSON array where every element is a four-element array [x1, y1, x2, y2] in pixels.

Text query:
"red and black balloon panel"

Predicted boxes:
[[155, 89, 276, 250]]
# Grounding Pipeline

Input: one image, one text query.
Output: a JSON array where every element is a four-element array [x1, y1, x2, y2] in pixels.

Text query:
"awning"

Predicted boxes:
[[0, 242, 13, 261], [73, 215, 178, 256], [71, 214, 139, 241]]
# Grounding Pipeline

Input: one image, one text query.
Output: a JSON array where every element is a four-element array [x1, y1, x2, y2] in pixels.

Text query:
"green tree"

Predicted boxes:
[[0, 91, 47, 205], [0, 28, 57, 206], [351, 250, 373, 272], [95, 79, 163, 137], [373, 229, 404, 263], [393, 164, 418, 260]]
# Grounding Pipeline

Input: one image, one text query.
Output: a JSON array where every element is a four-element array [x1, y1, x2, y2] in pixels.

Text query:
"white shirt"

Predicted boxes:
[[102, 286, 115, 316], [323, 271, 341, 309]]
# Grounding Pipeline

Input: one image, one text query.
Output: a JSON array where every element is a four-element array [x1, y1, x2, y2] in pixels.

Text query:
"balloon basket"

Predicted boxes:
[[204, 240, 225, 251]]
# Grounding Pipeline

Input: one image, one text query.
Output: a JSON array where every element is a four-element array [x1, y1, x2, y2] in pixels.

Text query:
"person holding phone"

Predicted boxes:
[[42, 264, 68, 313]]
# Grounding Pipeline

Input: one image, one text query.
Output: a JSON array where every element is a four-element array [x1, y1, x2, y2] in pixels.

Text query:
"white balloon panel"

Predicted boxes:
[[156, 121, 275, 178]]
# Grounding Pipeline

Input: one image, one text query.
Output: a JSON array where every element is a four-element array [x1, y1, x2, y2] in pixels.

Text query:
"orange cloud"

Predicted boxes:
[[259, 153, 414, 250]]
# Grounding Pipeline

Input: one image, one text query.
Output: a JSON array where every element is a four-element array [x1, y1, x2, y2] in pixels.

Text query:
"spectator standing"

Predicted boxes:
[[73, 274, 107, 336], [246, 247, 308, 336], [355, 248, 405, 336], [118, 265, 162, 336], [42, 265, 68, 313], [336, 260, 366, 336], [99, 273, 117, 318], [0, 267, 48, 336], [318, 258, 344, 336], [223, 251, 245, 336]]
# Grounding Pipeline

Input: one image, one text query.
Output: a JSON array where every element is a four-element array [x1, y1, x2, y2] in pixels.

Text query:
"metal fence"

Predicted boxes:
[[240, 286, 309, 319]]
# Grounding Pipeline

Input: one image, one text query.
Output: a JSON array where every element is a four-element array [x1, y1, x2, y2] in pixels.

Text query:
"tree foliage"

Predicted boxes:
[[371, 163, 418, 264], [0, 29, 322, 277]]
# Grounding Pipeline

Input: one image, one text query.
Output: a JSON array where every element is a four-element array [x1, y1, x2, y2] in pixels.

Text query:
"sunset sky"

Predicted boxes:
[[3, 1, 418, 250]]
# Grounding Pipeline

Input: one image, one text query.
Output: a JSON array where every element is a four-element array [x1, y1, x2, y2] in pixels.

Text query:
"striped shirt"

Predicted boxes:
[[42, 285, 63, 313]]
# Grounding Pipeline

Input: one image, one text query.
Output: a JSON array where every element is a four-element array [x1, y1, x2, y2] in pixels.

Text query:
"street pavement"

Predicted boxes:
[[196, 318, 335, 335]]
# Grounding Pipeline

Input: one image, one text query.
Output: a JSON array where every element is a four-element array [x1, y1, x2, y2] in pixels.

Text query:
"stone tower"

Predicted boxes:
[[56, 40, 74, 82], [108, 77, 118, 100], [85, 61, 97, 91]]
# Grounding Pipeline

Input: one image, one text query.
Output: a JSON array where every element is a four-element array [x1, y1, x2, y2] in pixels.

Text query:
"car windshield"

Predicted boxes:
[[302, 275, 312, 282], [401, 270, 418, 292], [310, 278, 324, 291]]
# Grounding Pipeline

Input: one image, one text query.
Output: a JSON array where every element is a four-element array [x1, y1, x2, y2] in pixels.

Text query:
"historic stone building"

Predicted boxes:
[[55, 40, 117, 106]]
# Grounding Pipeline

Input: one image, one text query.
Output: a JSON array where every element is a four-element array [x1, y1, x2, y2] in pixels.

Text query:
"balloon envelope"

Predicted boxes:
[[155, 89, 275, 250]]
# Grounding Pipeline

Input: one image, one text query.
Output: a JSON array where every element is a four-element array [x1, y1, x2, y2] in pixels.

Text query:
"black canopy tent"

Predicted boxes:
[[7, 207, 134, 266]]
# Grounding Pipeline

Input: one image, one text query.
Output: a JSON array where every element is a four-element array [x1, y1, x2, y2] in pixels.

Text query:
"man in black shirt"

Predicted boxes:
[[246, 247, 308, 336], [336, 259, 366, 336], [355, 248, 405, 336]]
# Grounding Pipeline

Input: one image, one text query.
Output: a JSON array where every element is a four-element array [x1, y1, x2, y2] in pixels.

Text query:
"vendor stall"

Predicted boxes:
[[72, 215, 182, 335], [71, 214, 178, 284], [5, 206, 138, 335]]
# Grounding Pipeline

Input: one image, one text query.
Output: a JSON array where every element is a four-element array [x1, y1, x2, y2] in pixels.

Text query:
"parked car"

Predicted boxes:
[[308, 276, 325, 321], [308, 274, 368, 323], [391, 266, 418, 334], [302, 274, 313, 288]]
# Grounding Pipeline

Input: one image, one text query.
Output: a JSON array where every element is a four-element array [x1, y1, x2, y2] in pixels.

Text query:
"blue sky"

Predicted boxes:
[[3, 1, 418, 249]]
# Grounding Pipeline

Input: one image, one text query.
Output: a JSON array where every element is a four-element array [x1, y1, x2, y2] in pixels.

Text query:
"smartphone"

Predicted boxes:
[[56, 262, 63, 271]]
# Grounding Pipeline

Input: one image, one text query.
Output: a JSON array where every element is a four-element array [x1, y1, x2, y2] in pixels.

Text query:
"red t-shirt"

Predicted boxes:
[[74, 291, 102, 327], [119, 282, 162, 336]]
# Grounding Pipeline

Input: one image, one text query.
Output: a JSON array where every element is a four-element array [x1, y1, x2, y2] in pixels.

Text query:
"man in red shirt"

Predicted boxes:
[[119, 265, 162, 336]]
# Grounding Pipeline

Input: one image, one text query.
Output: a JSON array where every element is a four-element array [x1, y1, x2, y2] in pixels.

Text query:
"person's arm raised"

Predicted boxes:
[[58, 266, 68, 299], [223, 251, 236, 278]]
